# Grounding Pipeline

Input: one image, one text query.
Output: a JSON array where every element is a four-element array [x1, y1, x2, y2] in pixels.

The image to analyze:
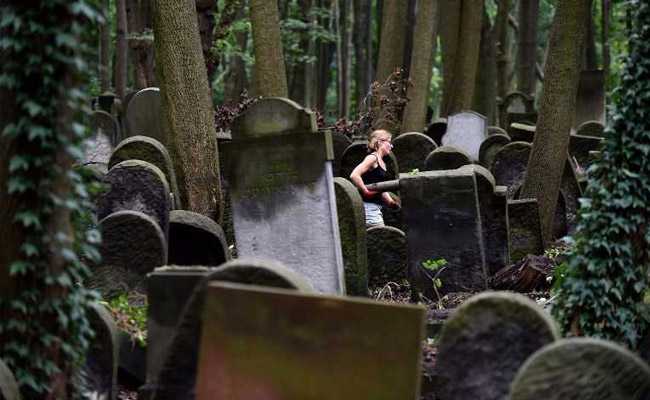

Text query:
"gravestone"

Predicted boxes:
[[196, 282, 425, 400], [84, 302, 119, 400], [108, 135, 181, 209], [576, 120, 605, 137], [508, 122, 535, 143], [97, 92, 116, 114], [91, 109, 121, 146], [366, 225, 407, 288], [223, 98, 344, 293], [330, 130, 352, 177], [434, 292, 559, 400], [569, 133, 603, 169], [148, 258, 313, 400], [168, 210, 229, 266], [333, 178, 368, 296], [125, 87, 164, 145], [0, 358, 20, 400], [508, 199, 544, 261], [441, 111, 487, 161], [84, 112, 118, 165], [510, 338, 650, 400], [339, 141, 399, 182], [490, 141, 532, 198], [392, 132, 437, 173], [575, 70, 606, 126], [487, 126, 508, 136], [479, 134, 511, 170], [423, 145, 472, 171], [424, 118, 447, 146], [381, 193, 404, 231], [97, 160, 171, 240], [503, 91, 534, 113]]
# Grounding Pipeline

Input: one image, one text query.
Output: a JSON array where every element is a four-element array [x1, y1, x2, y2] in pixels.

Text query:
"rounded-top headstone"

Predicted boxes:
[[441, 111, 487, 161], [331, 130, 352, 176], [479, 133, 512, 170], [108, 135, 181, 209], [490, 141, 532, 198], [508, 122, 536, 143], [231, 97, 316, 137], [576, 120, 605, 137], [92, 109, 121, 146], [97, 159, 171, 235], [0, 358, 20, 400], [168, 210, 229, 267], [366, 225, 407, 288], [85, 302, 119, 400], [503, 91, 534, 113], [510, 338, 650, 400], [423, 145, 472, 171], [392, 132, 437, 173], [487, 126, 508, 136], [125, 87, 164, 144], [459, 164, 496, 191], [333, 177, 368, 296], [339, 141, 399, 182], [425, 118, 447, 146], [434, 291, 559, 400]]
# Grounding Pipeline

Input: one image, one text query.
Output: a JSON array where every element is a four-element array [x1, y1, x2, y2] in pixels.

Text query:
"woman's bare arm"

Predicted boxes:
[[349, 154, 377, 193]]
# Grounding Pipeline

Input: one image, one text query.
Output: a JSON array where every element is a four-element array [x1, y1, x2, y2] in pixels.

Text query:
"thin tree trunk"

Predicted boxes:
[[353, 0, 372, 109], [316, 0, 335, 111], [473, 9, 497, 124], [99, 0, 111, 92], [250, 0, 288, 97], [224, 5, 249, 103], [495, 0, 511, 125], [290, 0, 313, 105], [517, 0, 539, 96], [584, 0, 597, 70], [602, 0, 610, 84], [196, 0, 217, 86], [374, 0, 383, 74], [402, 0, 417, 78], [115, 0, 128, 99], [336, 0, 351, 117], [375, 0, 409, 83], [520, 0, 590, 244], [152, 0, 223, 221], [401, 0, 439, 133]]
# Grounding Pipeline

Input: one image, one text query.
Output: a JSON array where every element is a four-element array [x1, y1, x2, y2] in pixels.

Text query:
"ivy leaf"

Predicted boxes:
[[9, 155, 29, 172], [14, 210, 41, 228]]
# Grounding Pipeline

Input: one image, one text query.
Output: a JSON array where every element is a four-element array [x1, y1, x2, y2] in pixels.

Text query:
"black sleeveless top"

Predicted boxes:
[[361, 154, 388, 204]]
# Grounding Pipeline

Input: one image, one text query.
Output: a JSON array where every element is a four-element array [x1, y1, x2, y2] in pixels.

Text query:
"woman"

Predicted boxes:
[[349, 129, 400, 226]]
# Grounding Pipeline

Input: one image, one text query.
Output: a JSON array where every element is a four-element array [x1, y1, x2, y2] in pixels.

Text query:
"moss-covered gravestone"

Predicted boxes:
[[392, 132, 437, 173], [576, 120, 605, 137], [441, 111, 487, 161], [333, 178, 368, 296], [168, 210, 229, 266], [433, 292, 559, 400], [366, 225, 407, 288], [507, 199, 545, 261], [478, 134, 511, 171], [84, 302, 119, 400], [510, 338, 650, 400], [125, 87, 164, 144], [0, 358, 20, 400], [84, 110, 119, 164], [491, 141, 531, 198], [423, 145, 472, 171], [330, 130, 352, 177]]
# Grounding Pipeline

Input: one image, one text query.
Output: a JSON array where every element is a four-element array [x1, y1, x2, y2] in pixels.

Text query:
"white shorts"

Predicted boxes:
[[363, 202, 384, 227]]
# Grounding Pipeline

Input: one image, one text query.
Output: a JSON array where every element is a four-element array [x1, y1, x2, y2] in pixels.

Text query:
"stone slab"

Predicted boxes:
[[366, 225, 407, 288], [392, 132, 437, 173], [442, 111, 487, 161], [168, 210, 229, 266], [125, 87, 164, 145], [423, 145, 472, 171], [507, 199, 544, 261]]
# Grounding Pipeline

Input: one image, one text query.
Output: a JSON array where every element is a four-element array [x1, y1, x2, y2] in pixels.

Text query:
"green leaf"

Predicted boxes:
[[9, 155, 29, 172]]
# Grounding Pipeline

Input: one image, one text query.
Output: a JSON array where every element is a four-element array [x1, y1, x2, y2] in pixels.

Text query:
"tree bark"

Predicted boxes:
[[353, 0, 372, 109], [336, 0, 351, 117], [99, 0, 111, 92], [402, 0, 417, 78], [516, 0, 539, 96], [401, 0, 439, 133], [249, 0, 288, 97], [224, 5, 248, 103], [316, 0, 335, 111], [495, 0, 511, 124], [602, 0, 610, 84], [520, 0, 590, 244], [126, 0, 155, 89], [473, 9, 497, 124], [290, 0, 313, 106], [584, 0, 597, 70], [375, 0, 409, 83], [115, 0, 128, 99], [152, 0, 223, 221], [196, 0, 217, 86]]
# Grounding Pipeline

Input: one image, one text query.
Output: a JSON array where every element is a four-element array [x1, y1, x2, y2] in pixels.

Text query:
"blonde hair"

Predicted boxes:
[[367, 129, 392, 152]]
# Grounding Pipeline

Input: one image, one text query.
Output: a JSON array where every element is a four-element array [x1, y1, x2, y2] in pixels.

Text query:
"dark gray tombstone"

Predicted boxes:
[[508, 199, 544, 261], [108, 135, 181, 209], [97, 160, 171, 239], [502, 91, 535, 114], [168, 210, 229, 266], [381, 193, 404, 231], [392, 132, 437, 173], [84, 302, 119, 400], [330, 129, 352, 177], [366, 225, 407, 288], [223, 98, 344, 294], [91, 110, 121, 146], [487, 126, 508, 136], [479, 133, 511, 170], [491, 141, 532, 198], [424, 118, 447, 146], [339, 141, 399, 182], [510, 338, 650, 400], [148, 258, 313, 400], [195, 282, 425, 400], [434, 292, 559, 400], [0, 358, 20, 400], [569, 133, 604, 168], [125, 87, 164, 144], [84, 111, 118, 165], [508, 122, 536, 143], [333, 178, 368, 296], [442, 111, 487, 161], [423, 145, 472, 171], [576, 120, 605, 137], [575, 70, 606, 126]]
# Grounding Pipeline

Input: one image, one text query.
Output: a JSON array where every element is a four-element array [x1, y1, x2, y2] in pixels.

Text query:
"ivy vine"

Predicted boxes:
[[0, 2, 101, 397]]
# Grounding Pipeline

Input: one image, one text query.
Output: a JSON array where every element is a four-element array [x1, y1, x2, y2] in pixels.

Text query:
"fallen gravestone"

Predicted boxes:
[[334, 178, 368, 296], [433, 292, 559, 400], [423, 145, 472, 171], [478, 134, 511, 171], [424, 118, 447, 146], [392, 132, 437, 173], [108, 135, 181, 209], [0, 358, 20, 400], [339, 141, 399, 182], [510, 338, 650, 400], [366, 225, 407, 289], [441, 111, 487, 161], [576, 120, 605, 137], [196, 282, 425, 400], [330, 129, 352, 177], [508, 199, 545, 261], [84, 302, 119, 400], [168, 210, 229, 266], [223, 98, 344, 293], [125, 87, 164, 145]]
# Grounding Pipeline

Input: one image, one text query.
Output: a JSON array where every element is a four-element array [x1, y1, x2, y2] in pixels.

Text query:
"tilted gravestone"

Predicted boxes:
[[392, 132, 437, 173], [168, 210, 229, 266], [195, 282, 425, 400], [92, 109, 121, 146], [147, 258, 313, 400], [490, 141, 532, 198], [479, 134, 511, 171], [507, 199, 545, 261], [575, 70, 606, 126], [84, 111, 119, 165], [125, 87, 165, 145], [333, 178, 368, 296], [510, 338, 650, 400], [433, 292, 559, 400], [576, 120, 605, 137], [366, 225, 407, 288], [84, 302, 119, 400], [0, 358, 20, 400], [339, 141, 399, 182], [569, 133, 604, 168], [223, 98, 344, 293], [97, 160, 171, 240], [441, 111, 487, 161], [423, 145, 472, 172], [108, 135, 181, 209], [424, 118, 447, 146], [330, 129, 352, 177]]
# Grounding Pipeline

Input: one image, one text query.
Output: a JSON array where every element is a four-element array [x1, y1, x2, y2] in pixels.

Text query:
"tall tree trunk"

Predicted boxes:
[[316, 0, 335, 111], [126, 0, 155, 89], [375, 0, 409, 83], [517, 0, 539, 96], [495, 0, 511, 125], [473, 9, 497, 124], [520, 0, 590, 244], [401, 0, 439, 133], [249, 0, 288, 97], [115, 0, 128, 99], [290, 0, 313, 105], [373, 0, 383, 75], [353, 0, 372, 110], [602, 0, 610, 84], [336, 0, 351, 117], [152, 0, 223, 221], [224, 5, 249, 104], [584, 0, 597, 70], [196, 0, 217, 86], [99, 0, 111, 92], [440, 0, 484, 116], [402, 0, 417, 78]]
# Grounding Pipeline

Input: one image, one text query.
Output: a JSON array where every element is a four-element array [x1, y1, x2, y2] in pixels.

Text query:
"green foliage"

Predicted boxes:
[[553, 0, 650, 349], [421, 258, 448, 309], [103, 293, 147, 347], [0, 2, 101, 397]]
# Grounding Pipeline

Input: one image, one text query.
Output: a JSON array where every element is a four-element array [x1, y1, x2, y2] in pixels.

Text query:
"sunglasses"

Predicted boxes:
[[378, 138, 393, 148]]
